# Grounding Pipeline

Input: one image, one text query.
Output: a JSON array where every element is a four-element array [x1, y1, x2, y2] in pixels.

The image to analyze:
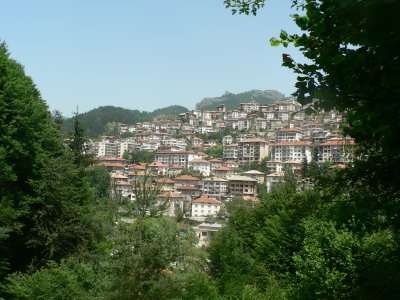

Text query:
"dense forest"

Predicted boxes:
[[1, 0, 400, 299], [61, 105, 189, 138]]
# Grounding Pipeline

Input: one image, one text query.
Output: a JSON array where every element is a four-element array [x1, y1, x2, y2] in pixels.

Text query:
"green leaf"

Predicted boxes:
[[270, 37, 280, 47]]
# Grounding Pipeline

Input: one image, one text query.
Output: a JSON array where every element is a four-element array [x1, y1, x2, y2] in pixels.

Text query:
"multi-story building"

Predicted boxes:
[[237, 139, 269, 165], [191, 196, 222, 218], [266, 160, 302, 174], [227, 175, 258, 197], [155, 150, 201, 168], [239, 101, 261, 113], [265, 172, 285, 192], [270, 141, 312, 163], [241, 170, 265, 184], [188, 159, 211, 177], [318, 139, 355, 163], [202, 177, 229, 198], [276, 128, 302, 142], [223, 144, 239, 161]]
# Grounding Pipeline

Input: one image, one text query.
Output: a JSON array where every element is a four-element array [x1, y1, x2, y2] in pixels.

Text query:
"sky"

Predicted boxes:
[[0, 0, 303, 117]]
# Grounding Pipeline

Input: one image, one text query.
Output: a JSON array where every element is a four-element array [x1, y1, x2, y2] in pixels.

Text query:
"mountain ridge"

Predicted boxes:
[[195, 89, 285, 111], [61, 105, 188, 137]]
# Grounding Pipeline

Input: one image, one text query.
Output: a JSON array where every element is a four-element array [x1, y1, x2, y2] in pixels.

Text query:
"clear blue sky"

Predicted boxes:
[[0, 0, 303, 117]]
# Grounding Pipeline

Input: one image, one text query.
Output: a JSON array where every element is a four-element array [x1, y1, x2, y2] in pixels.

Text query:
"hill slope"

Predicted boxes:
[[61, 105, 188, 137], [195, 89, 285, 111]]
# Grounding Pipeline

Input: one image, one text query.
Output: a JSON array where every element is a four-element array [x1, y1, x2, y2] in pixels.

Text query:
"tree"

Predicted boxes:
[[0, 43, 98, 286], [85, 166, 111, 198], [127, 149, 155, 164]]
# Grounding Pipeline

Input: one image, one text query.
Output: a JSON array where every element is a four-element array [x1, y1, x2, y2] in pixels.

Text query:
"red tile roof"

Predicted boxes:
[[214, 166, 233, 171], [177, 185, 200, 191], [174, 175, 200, 181], [192, 196, 222, 205], [320, 140, 355, 146]]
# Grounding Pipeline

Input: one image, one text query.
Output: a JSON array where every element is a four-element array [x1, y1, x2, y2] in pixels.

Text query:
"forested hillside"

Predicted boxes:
[[195, 89, 284, 111], [61, 105, 188, 137]]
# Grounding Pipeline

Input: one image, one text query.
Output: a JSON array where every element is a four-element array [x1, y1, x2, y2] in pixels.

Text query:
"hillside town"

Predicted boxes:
[[88, 98, 354, 242]]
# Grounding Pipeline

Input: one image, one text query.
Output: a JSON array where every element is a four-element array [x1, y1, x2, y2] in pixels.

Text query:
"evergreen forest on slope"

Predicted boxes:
[[61, 105, 189, 138]]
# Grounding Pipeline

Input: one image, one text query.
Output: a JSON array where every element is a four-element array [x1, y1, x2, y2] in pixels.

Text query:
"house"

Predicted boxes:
[[193, 222, 224, 247], [174, 175, 200, 188], [188, 159, 211, 177], [222, 135, 234, 145], [227, 175, 258, 197], [154, 177, 175, 192], [213, 166, 235, 179], [241, 170, 265, 184], [176, 185, 202, 199], [168, 165, 185, 177], [98, 163, 126, 174], [114, 181, 133, 197], [318, 139, 355, 163], [239, 101, 261, 113], [110, 173, 128, 184], [202, 177, 229, 198], [154, 150, 201, 168], [209, 158, 224, 170], [158, 192, 190, 217], [223, 160, 240, 169], [191, 196, 222, 219], [276, 128, 302, 142], [266, 160, 302, 174], [146, 162, 168, 175], [265, 172, 285, 192], [237, 139, 269, 165], [270, 141, 312, 163], [223, 144, 239, 161]]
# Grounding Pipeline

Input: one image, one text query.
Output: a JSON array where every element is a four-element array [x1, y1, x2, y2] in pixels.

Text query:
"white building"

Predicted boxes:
[[270, 141, 312, 163], [191, 196, 222, 218], [155, 150, 201, 168], [193, 222, 224, 247], [265, 172, 285, 192], [188, 159, 211, 177]]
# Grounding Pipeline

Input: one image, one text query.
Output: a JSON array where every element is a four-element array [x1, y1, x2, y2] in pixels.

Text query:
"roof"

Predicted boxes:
[[177, 185, 200, 191], [192, 196, 222, 205], [320, 140, 355, 146], [147, 162, 167, 167], [203, 177, 229, 182], [154, 178, 175, 184], [174, 175, 200, 181], [242, 170, 265, 175], [226, 175, 257, 182], [208, 158, 223, 163], [277, 128, 302, 132], [214, 166, 233, 171], [97, 156, 129, 162], [169, 165, 184, 169], [97, 163, 125, 168], [156, 150, 196, 155], [271, 141, 312, 146], [159, 192, 184, 198], [195, 222, 224, 229], [238, 138, 268, 143], [266, 172, 285, 177]]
